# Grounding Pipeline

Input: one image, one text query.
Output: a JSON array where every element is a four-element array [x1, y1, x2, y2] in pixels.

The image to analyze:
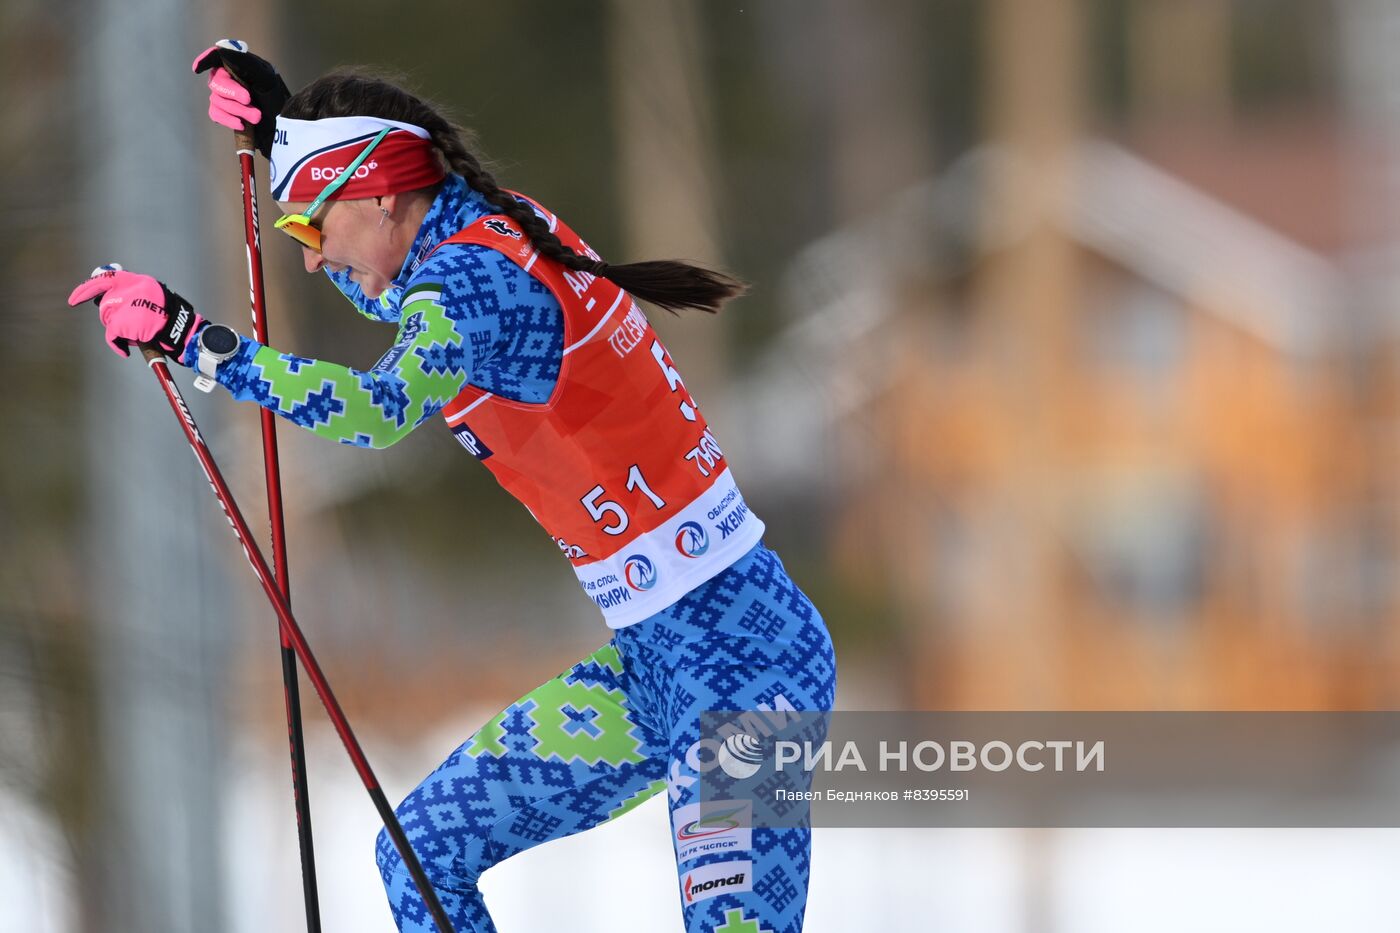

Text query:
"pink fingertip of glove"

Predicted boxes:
[[208, 67, 252, 104], [66, 267, 119, 306]]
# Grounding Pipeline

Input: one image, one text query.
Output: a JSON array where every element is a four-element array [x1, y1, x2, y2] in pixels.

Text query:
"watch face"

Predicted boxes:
[[202, 325, 239, 356]]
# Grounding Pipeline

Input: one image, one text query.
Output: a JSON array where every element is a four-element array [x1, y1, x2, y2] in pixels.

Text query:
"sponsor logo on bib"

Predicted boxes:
[[624, 554, 658, 591], [675, 521, 710, 558]]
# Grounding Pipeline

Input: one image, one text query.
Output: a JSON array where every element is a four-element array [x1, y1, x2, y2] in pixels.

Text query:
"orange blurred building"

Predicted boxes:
[[755, 125, 1400, 712]]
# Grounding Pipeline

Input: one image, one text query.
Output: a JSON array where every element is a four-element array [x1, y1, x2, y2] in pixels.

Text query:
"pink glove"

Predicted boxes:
[[66, 264, 203, 358], [204, 65, 260, 132], [192, 40, 290, 157]]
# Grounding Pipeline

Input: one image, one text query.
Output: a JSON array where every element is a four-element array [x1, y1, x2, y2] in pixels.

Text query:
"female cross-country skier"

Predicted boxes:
[[66, 41, 836, 933]]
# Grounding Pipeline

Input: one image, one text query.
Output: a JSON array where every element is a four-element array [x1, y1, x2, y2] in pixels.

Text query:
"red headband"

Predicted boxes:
[[270, 116, 447, 202]]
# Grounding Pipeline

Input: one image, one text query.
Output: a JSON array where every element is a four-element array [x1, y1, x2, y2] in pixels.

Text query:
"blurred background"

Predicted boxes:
[[4, 0, 1400, 930]]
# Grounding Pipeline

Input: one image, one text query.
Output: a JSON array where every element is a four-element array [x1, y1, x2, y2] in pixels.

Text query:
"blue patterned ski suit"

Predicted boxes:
[[192, 175, 837, 932]]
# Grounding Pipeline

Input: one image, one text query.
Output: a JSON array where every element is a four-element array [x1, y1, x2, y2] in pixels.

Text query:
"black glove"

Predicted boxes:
[[192, 39, 291, 158]]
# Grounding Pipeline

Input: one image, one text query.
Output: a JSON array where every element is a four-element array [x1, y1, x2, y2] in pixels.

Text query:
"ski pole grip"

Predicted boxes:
[[235, 128, 256, 153], [140, 343, 166, 363]]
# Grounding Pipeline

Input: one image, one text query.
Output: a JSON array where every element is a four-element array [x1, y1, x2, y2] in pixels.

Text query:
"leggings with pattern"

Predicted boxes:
[[377, 542, 837, 933]]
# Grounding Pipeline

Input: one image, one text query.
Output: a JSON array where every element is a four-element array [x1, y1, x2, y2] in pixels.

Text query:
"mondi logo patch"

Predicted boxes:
[[681, 860, 752, 904]]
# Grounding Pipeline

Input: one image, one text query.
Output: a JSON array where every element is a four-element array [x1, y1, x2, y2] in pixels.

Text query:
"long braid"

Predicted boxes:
[[428, 121, 607, 276], [282, 70, 746, 314]]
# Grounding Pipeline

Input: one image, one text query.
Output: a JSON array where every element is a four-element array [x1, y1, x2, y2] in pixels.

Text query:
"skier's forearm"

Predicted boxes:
[[183, 294, 472, 449]]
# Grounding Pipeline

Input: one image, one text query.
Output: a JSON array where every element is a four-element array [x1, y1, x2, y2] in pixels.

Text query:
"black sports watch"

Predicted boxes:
[[194, 323, 240, 393]]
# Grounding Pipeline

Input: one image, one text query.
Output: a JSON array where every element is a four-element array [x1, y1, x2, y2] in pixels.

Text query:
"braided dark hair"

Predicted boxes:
[[281, 69, 746, 314]]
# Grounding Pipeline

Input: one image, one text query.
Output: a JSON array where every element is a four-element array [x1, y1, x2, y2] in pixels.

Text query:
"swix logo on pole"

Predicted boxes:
[[245, 174, 261, 251], [170, 389, 205, 446]]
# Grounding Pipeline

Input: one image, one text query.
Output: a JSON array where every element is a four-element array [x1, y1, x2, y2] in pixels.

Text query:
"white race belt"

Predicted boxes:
[[573, 469, 765, 628]]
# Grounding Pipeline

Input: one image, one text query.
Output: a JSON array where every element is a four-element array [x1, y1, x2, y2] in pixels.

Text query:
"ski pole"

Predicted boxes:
[[231, 124, 323, 933], [138, 344, 457, 933]]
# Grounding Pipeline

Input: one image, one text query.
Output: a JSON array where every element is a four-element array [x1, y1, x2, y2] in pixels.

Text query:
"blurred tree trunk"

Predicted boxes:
[[818, 0, 936, 222], [0, 1, 102, 930], [76, 0, 237, 930], [757, 0, 939, 703], [607, 0, 728, 396], [1339, 0, 1400, 682], [813, 0, 937, 688], [761, 0, 936, 227], [976, 0, 1086, 701], [979, 5, 1088, 929], [1128, 0, 1232, 124]]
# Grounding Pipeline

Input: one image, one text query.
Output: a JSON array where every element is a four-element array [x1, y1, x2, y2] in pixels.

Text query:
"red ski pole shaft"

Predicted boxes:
[[232, 127, 322, 933], [139, 345, 456, 933]]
